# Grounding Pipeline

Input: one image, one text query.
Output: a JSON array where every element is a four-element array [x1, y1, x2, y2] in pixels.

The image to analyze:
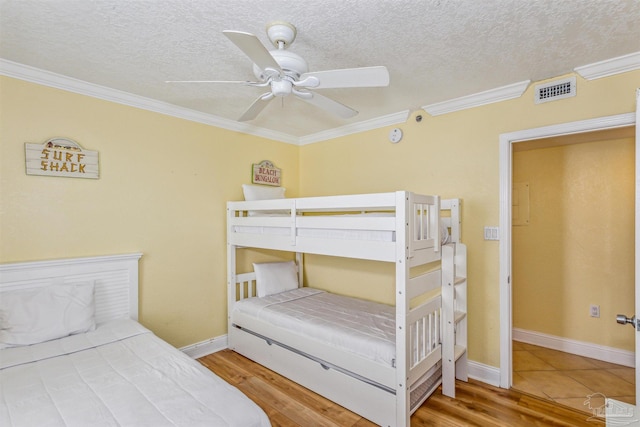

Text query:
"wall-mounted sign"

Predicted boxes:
[[25, 138, 99, 179], [252, 160, 281, 186]]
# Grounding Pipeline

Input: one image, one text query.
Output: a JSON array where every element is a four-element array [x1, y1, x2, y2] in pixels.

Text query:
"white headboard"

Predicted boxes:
[[0, 253, 142, 323]]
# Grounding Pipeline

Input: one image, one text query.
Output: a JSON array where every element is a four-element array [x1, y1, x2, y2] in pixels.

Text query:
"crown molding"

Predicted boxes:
[[574, 51, 640, 80], [298, 110, 411, 145], [422, 52, 640, 117], [422, 80, 530, 116], [9, 52, 635, 144], [0, 59, 299, 145], [0, 59, 405, 146]]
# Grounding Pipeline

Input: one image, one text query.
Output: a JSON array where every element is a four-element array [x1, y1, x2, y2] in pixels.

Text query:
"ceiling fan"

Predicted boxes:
[[168, 21, 390, 122]]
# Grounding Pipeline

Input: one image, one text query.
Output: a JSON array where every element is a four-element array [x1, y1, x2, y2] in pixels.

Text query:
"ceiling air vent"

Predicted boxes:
[[534, 77, 576, 104]]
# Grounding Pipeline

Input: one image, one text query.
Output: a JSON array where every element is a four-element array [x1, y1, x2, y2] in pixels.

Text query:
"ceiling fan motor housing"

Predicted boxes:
[[252, 50, 309, 80]]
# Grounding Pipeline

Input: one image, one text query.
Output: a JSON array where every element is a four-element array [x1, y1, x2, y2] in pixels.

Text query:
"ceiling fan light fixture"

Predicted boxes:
[[271, 79, 293, 97]]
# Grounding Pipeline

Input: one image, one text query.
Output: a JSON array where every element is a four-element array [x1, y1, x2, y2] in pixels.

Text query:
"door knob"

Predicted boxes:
[[617, 314, 637, 328]]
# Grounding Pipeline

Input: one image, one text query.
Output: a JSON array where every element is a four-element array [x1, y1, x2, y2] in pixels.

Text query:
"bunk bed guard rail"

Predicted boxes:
[[227, 191, 441, 262]]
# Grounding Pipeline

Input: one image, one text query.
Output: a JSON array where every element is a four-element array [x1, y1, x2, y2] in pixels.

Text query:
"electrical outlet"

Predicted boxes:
[[590, 305, 600, 318]]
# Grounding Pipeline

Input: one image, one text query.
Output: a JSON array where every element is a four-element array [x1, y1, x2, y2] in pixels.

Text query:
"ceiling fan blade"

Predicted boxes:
[[223, 30, 282, 73], [299, 92, 358, 119], [166, 79, 272, 89], [165, 80, 250, 84], [238, 92, 275, 121], [296, 66, 389, 89]]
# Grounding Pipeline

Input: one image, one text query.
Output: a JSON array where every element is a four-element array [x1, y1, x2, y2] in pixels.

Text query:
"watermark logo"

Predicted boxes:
[[584, 393, 638, 426]]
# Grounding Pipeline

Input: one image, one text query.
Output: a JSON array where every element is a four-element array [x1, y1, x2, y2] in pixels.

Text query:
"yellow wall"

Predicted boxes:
[[299, 70, 639, 367], [0, 76, 299, 348], [512, 137, 634, 351], [1, 68, 638, 369]]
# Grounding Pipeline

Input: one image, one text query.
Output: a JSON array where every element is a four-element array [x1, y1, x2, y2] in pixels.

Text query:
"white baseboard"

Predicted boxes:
[[180, 334, 228, 359], [513, 328, 634, 368], [468, 360, 501, 387]]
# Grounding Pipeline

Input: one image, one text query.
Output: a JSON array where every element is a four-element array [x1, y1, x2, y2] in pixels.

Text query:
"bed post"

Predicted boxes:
[[227, 203, 237, 348], [295, 252, 303, 286], [395, 191, 410, 427], [448, 199, 461, 243], [441, 244, 456, 397]]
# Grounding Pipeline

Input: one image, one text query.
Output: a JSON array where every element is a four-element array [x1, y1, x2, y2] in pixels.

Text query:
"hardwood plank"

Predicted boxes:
[[242, 376, 344, 427], [352, 418, 379, 427], [199, 350, 605, 426], [202, 350, 362, 426], [201, 353, 308, 426], [417, 396, 508, 427], [224, 350, 360, 425]]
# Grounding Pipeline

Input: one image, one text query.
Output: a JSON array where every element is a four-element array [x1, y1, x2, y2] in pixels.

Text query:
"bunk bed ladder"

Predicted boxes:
[[441, 242, 468, 398], [454, 243, 468, 382]]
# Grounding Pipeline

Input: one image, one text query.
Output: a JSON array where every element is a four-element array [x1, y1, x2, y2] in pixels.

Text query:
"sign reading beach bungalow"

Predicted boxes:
[[252, 160, 281, 186], [25, 138, 99, 179]]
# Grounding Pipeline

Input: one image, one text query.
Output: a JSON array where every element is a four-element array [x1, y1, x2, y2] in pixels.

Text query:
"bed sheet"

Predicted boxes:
[[232, 288, 396, 367], [0, 319, 270, 427]]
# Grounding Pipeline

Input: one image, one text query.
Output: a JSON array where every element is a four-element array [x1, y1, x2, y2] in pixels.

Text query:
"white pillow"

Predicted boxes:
[[253, 261, 299, 297], [242, 184, 287, 216], [242, 184, 285, 201], [0, 282, 96, 348]]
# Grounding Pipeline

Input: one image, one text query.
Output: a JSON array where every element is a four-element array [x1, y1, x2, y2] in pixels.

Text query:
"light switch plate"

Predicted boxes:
[[484, 226, 499, 240]]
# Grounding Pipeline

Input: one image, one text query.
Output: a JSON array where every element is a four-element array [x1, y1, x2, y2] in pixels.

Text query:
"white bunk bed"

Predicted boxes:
[[227, 191, 467, 427]]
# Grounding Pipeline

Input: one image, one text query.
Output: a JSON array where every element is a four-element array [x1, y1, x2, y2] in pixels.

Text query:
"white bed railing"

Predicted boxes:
[[408, 296, 442, 370], [233, 272, 257, 301], [227, 191, 445, 263]]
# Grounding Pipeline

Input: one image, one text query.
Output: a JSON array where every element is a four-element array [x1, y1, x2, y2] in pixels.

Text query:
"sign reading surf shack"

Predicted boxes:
[[25, 138, 99, 179], [252, 160, 281, 186]]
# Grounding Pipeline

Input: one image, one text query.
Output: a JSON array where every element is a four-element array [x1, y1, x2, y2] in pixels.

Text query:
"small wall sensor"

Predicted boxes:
[[389, 128, 403, 143]]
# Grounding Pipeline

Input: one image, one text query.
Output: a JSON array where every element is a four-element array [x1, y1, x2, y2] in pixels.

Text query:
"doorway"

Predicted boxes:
[[508, 129, 635, 412], [498, 112, 637, 391]]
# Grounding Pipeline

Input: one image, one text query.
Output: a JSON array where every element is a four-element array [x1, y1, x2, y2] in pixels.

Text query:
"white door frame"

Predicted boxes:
[[499, 112, 637, 389]]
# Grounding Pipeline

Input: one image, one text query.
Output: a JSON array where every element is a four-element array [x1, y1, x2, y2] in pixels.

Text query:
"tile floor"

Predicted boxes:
[[512, 341, 635, 416]]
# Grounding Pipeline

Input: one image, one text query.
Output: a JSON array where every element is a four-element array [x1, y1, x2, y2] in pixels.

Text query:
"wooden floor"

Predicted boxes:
[[199, 350, 605, 427]]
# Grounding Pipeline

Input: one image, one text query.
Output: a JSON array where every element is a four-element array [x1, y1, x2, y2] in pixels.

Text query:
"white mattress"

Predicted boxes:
[[0, 319, 271, 427], [232, 288, 396, 367]]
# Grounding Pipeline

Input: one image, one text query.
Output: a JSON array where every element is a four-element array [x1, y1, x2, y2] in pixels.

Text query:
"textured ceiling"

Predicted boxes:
[[1, 0, 639, 140]]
